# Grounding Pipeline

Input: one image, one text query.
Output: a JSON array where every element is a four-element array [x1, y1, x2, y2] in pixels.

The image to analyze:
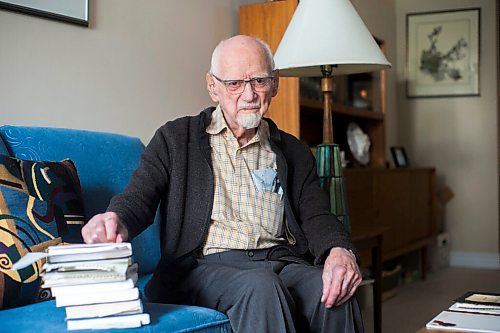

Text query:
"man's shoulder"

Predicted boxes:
[[265, 118, 310, 154], [157, 107, 215, 133]]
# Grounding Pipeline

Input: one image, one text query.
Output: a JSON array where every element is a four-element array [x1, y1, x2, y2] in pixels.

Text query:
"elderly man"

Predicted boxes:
[[82, 35, 363, 332]]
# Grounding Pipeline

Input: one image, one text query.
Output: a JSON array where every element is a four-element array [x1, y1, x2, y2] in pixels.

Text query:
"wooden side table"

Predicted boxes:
[[352, 228, 384, 333]]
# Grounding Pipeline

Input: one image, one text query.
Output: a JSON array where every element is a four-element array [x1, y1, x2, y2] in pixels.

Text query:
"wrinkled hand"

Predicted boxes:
[[81, 212, 129, 244], [321, 247, 362, 308]]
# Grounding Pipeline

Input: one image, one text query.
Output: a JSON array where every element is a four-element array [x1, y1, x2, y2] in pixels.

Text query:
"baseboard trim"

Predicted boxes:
[[449, 251, 500, 269]]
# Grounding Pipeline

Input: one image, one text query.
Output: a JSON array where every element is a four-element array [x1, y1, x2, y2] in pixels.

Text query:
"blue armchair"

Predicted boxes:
[[0, 125, 231, 333]]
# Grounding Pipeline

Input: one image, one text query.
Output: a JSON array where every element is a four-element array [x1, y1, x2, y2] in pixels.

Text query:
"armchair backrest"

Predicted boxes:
[[0, 125, 160, 275]]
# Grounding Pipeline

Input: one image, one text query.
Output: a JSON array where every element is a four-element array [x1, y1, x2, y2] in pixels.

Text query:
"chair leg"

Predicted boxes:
[[420, 246, 428, 280]]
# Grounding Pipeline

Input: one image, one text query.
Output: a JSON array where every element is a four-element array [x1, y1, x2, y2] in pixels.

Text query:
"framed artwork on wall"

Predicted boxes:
[[0, 0, 88, 27], [406, 8, 480, 98]]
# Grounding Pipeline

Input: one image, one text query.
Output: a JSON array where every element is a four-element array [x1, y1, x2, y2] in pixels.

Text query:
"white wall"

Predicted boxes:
[[0, 0, 234, 143], [395, 0, 499, 268]]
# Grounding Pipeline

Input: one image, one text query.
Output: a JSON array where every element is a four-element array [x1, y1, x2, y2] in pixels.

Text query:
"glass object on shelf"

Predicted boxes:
[[347, 73, 373, 109], [347, 122, 371, 165]]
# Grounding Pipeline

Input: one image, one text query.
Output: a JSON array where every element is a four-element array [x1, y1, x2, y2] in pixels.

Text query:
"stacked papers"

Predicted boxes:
[[41, 243, 150, 331], [426, 291, 500, 333]]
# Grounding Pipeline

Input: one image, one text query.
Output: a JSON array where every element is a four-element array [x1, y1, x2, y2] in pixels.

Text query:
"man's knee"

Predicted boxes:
[[237, 268, 285, 296]]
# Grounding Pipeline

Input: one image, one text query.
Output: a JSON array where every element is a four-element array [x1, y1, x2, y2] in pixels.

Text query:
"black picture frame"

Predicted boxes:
[[390, 146, 409, 168], [0, 0, 89, 27]]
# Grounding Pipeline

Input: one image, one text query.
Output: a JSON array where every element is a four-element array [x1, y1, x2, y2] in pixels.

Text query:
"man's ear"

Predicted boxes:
[[271, 70, 279, 97], [206, 73, 219, 103]]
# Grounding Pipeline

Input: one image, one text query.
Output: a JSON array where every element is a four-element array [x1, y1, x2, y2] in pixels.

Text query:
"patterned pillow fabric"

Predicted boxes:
[[0, 155, 85, 309]]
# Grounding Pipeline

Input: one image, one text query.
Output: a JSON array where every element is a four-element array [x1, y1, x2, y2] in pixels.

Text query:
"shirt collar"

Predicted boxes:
[[206, 105, 227, 135], [206, 105, 273, 152]]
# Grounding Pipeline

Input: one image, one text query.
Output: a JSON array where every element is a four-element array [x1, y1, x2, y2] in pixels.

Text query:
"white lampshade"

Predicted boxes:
[[274, 0, 391, 77]]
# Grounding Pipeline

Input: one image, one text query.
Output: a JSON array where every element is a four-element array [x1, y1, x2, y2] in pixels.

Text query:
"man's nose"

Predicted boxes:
[[241, 81, 256, 100]]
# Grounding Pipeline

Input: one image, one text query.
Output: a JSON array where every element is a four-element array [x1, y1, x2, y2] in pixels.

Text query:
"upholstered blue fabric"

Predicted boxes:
[[0, 300, 231, 333], [0, 126, 160, 275], [0, 137, 8, 155], [0, 125, 230, 332]]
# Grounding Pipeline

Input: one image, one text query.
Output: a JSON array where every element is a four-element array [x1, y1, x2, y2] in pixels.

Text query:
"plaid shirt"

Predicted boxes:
[[202, 106, 287, 255]]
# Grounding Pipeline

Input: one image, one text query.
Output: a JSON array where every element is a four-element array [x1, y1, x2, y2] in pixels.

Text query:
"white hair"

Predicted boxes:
[[209, 36, 275, 75]]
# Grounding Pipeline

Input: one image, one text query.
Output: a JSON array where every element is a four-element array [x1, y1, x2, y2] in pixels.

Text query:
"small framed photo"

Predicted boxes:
[[406, 8, 480, 98], [390, 146, 409, 168]]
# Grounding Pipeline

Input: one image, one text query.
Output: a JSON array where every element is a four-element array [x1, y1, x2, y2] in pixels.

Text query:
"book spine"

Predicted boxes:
[[66, 313, 150, 331], [51, 279, 135, 297], [56, 288, 139, 307], [65, 299, 143, 319]]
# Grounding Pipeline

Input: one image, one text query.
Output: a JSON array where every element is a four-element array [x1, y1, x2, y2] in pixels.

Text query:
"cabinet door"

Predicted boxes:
[[240, 0, 300, 137], [374, 170, 413, 255], [344, 169, 377, 236], [406, 170, 436, 242], [373, 169, 437, 259]]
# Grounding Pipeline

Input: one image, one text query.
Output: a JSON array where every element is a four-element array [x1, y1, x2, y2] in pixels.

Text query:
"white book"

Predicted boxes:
[[47, 243, 132, 264], [51, 278, 135, 298], [10, 243, 133, 271], [42, 263, 137, 288], [450, 302, 500, 316], [44, 257, 132, 273], [65, 299, 143, 319], [426, 310, 500, 332], [56, 287, 139, 307], [66, 313, 150, 331]]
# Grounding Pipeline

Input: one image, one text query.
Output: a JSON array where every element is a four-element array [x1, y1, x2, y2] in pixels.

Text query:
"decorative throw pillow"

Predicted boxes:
[[0, 155, 85, 309]]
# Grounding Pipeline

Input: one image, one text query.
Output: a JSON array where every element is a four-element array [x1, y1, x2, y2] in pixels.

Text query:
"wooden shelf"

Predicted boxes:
[[300, 97, 384, 121]]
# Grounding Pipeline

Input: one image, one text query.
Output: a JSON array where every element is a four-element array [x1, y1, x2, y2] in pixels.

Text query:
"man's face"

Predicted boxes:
[[206, 39, 278, 132]]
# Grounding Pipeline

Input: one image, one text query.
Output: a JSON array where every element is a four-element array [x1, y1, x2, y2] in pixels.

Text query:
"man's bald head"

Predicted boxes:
[[210, 35, 275, 76]]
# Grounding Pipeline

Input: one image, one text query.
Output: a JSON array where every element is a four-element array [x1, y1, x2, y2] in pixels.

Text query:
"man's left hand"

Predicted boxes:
[[321, 247, 362, 308]]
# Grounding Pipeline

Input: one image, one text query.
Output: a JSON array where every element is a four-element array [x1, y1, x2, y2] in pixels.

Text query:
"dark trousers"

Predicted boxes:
[[177, 249, 364, 333]]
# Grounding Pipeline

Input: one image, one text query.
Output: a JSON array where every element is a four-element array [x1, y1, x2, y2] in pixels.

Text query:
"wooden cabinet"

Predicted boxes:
[[240, 0, 387, 167], [344, 168, 438, 261]]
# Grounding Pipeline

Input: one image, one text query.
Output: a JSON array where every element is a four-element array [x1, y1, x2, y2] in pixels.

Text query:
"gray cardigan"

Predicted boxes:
[[108, 107, 355, 302]]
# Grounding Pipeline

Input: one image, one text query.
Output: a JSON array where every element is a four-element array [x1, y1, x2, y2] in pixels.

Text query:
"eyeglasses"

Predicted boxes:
[[211, 73, 274, 95]]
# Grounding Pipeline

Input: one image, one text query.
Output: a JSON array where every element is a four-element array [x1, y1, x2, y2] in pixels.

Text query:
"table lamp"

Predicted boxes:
[[274, 0, 391, 144], [274, 0, 391, 230]]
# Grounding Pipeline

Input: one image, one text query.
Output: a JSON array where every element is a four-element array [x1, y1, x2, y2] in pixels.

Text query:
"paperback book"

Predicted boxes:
[[426, 310, 500, 332], [65, 299, 143, 320], [47, 242, 133, 263], [55, 287, 139, 307], [42, 262, 137, 288], [426, 291, 500, 333], [66, 313, 151, 331], [51, 278, 135, 298]]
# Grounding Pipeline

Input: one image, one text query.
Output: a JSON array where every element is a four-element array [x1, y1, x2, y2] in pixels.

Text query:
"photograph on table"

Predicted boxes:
[[390, 146, 409, 168]]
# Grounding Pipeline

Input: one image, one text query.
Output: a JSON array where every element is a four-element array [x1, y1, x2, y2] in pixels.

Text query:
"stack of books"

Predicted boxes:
[[41, 243, 150, 331], [426, 291, 500, 332]]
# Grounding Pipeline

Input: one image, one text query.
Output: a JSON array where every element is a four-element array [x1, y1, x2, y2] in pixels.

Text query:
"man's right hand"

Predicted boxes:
[[81, 212, 129, 244]]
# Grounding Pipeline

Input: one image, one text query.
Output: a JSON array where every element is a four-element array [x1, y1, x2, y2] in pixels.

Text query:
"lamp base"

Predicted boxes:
[[316, 143, 350, 234]]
